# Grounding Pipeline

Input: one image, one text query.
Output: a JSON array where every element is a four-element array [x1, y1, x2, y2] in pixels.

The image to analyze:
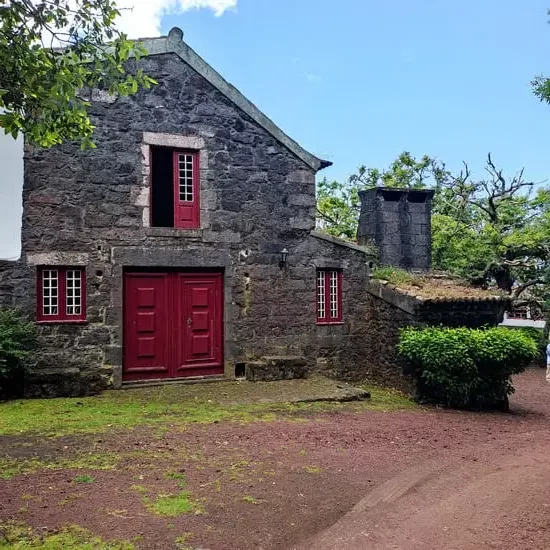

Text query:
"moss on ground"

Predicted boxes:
[[361, 385, 417, 411], [131, 478, 203, 517], [0, 453, 120, 480], [147, 491, 199, 517], [0, 522, 135, 549], [0, 381, 417, 438]]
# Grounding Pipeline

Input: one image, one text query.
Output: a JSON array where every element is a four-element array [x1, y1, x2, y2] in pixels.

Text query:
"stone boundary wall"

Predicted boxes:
[[363, 280, 512, 392]]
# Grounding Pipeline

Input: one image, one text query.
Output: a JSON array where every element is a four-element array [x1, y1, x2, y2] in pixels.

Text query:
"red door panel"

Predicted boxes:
[[173, 151, 200, 229], [175, 274, 223, 376], [123, 273, 170, 381], [124, 272, 223, 381]]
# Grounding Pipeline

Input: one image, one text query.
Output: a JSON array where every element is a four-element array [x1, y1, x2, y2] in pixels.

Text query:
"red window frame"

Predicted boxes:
[[172, 150, 200, 229], [316, 269, 343, 324], [36, 267, 87, 323]]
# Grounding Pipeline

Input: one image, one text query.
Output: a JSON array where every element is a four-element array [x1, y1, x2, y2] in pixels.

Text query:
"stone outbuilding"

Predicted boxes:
[[362, 276, 512, 392]]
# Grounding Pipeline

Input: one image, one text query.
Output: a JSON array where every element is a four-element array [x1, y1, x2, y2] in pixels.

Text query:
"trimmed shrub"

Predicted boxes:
[[398, 326, 538, 409], [0, 309, 37, 399]]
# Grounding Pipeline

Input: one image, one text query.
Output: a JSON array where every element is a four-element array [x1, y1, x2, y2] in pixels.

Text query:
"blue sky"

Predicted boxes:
[[0, 0, 549, 257], [162, 0, 550, 183]]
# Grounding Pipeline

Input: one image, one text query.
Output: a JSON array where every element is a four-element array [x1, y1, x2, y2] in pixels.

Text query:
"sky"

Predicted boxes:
[[1, 0, 549, 258]]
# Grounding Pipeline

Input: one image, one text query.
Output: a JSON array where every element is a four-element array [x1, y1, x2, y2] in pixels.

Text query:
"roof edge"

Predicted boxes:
[[310, 230, 376, 255], [137, 28, 330, 172]]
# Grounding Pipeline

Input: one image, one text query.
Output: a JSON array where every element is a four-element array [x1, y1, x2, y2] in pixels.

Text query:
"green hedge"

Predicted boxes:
[[398, 326, 538, 409], [0, 309, 37, 399]]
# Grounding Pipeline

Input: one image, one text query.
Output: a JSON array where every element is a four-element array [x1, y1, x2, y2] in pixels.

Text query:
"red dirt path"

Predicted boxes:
[[2, 368, 550, 549]]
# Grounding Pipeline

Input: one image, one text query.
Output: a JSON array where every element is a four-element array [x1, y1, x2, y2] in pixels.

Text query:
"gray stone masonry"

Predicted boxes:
[[11, 45, 373, 397], [362, 280, 512, 392], [0, 261, 16, 308], [357, 188, 435, 269]]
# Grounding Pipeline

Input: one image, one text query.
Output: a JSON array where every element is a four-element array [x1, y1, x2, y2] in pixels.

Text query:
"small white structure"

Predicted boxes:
[[500, 311, 545, 329]]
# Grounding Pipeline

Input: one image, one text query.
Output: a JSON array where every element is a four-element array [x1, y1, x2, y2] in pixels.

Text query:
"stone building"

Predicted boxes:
[[355, 187, 512, 392], [0, 28, 375, 396], [0, 28, 512, 398]]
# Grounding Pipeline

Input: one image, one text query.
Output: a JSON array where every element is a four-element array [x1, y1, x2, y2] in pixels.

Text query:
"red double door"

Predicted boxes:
[[123, 272, 223, 381]]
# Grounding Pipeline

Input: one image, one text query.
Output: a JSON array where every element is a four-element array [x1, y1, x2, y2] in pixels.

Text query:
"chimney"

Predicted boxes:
[[357, 188, 435, 270]]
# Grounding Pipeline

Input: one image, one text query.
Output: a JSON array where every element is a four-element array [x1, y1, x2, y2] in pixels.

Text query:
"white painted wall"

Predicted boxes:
[[0, 133, 23, 259]]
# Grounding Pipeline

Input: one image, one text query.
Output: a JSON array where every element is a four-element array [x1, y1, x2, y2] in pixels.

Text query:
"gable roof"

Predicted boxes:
[[137, 28, 331, 172]]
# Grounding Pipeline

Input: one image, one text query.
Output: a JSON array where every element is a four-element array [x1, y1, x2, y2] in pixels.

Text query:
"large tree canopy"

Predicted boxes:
[[0, 0, 155, 147]]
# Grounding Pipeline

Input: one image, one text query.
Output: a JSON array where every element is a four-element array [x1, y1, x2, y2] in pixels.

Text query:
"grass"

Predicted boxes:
[[165, 472, 186, 482], [304, 466, 322, 474], [0, 522, 134, 549], [0, 380, 417, 439], [371, 266, 415, 285], [361, 385, 417, 411], [73, 474, 95, 484], [174, 533, 194, 550], [241, 495, 262, 505], [131, 479, 202, 517], [148, 491, 198, 517], [371, 266, 505, 300], [0, 454, 120, 480], [0, 390, 321, 438]]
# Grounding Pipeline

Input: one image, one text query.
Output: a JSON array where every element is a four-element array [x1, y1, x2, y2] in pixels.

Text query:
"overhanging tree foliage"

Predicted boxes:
[[0, 0, 156, 147]]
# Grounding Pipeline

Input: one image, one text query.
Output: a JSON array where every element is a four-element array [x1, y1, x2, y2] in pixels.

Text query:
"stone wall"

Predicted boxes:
[[0, 261, 16, 308], [17, 52, 372, 396], [362, 281, 511, 392], [307, 233, 372, 381]]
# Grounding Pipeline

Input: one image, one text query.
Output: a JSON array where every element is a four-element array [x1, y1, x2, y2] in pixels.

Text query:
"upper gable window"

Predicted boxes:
[[151, 147, 200, 229]]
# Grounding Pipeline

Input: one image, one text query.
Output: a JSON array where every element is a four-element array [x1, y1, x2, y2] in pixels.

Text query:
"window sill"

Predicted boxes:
[[145, 228, 203, 238], [36, 320, 88, 325], [316, 321, 345, 326]]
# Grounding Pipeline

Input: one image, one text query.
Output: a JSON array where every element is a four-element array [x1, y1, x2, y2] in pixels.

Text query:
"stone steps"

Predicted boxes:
[[243, 356, 309, 382]]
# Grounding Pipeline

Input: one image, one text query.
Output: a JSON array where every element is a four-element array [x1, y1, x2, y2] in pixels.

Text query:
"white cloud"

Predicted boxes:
[[116, 0, 238, 38]]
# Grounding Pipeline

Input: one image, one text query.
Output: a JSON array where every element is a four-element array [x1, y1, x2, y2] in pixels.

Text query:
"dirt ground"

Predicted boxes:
[[1, 369, 550, 549]]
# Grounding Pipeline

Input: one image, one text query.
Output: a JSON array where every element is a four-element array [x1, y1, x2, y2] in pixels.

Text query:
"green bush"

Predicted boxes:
[[0, 309, 37, 399], [398, 326, 538, 409], [516, 327, 546, 364]]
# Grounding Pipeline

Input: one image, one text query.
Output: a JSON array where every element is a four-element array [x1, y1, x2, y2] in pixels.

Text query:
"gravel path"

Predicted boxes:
[[1, 368, 549, 549], [298, 367, 550, 549]]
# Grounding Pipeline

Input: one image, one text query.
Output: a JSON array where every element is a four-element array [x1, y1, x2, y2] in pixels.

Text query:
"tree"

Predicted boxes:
[[316, 152, 447, 239], [532, 9, 550, 103], [316, 152, 550, 304], [0, 0, 156, 148], [434, 155, 550, 294]]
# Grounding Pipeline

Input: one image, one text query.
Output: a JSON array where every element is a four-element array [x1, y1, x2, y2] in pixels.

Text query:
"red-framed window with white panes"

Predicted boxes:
[[37, 267, 86, 322], [150, 148, 200, 229], [172, 150, 200, 229], [316, 269, 343, 324]]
